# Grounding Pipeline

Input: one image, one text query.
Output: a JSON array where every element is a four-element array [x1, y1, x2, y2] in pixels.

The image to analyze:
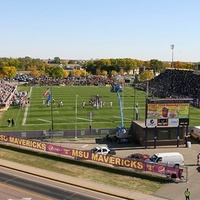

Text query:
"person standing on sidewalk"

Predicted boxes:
[[197, 153, 200, 165], [184, 188, 190, 200]]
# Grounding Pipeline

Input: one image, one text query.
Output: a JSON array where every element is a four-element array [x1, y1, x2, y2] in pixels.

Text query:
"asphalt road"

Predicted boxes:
[[0, 166, 125, 200]]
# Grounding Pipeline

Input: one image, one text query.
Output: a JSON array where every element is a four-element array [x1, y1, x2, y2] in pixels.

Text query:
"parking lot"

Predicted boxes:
[[54, 137, 200, 200], [56, 137, 198, 165]]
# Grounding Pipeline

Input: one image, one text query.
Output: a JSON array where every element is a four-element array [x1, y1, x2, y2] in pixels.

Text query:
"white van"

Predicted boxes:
[[145, 152, 184, 167]]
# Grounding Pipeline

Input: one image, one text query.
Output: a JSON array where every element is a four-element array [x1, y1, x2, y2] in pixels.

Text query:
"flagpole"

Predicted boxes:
[[75, 95, 78, 139], [51, 86, 54, 131]]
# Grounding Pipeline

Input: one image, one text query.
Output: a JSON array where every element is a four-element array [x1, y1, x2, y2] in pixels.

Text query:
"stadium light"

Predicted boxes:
[[171, 44, 174, 68], [75, 95, 78, 139]]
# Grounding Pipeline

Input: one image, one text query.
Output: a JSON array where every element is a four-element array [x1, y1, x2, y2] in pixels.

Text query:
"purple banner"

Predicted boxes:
[[0, 134, 181, 178]]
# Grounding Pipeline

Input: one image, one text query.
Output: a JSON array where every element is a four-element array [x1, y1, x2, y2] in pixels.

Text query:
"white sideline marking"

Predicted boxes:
[[38, 118, 51, 123], [22, 87, 32, 126], [77, 117, 90, 121], [123, 107, 133, 109], [24, 120, 131, 126], [114, 116, 130, 120]]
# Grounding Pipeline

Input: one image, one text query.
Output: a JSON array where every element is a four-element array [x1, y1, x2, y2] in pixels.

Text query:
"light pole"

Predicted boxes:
[[146, 80, 149, 98], [89, 112, 93, 134], [122, 82, 124, 109], [75, 95, 78, 139], [85, 67, 87, 86], [133, 84, 136, 120], [50, 86, 54, 131], [171, 44, 174, 68], [133, 74, 138, 120]]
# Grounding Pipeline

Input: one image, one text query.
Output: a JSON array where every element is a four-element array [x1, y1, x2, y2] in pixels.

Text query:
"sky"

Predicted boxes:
[[1, 0, 200, 62]]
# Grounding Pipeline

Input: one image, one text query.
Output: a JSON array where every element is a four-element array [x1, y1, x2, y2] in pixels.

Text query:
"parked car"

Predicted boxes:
[[90, 146, 116, 155], [126, 153, 150, 161], [145, 152, 184, 167]]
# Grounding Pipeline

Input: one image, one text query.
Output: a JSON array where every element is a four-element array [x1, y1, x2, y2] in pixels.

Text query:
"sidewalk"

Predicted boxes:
[[0, 159, 168, 200]]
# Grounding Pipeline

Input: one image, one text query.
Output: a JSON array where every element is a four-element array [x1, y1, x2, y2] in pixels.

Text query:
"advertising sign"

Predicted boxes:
[[145, 99, 191, 127], [0, 134, 181, 179]]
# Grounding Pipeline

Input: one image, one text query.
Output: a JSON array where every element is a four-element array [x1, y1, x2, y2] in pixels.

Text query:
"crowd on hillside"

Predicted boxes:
[[135, 69, 200, 107], [0, 80, 17, 107], [28, 75, 120, 87], [0, 79, 30, 110]]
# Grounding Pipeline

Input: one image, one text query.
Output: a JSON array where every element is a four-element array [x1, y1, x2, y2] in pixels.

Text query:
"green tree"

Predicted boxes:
[[54, 57, 61, 64], [111, 70, 117, 76], [2, 66, 17, 82], [140, 70, 154, 81], [150, 59, 165, 74], [45, 66, 64, 78], [29, 65, 40, 78], [143, 60, 151, 68], [117, 59, 126, 72], [96, 68, 101, 75], [6, 58, 20, 69], [83, 60, 96, 74], [0, 60, 5, 72], [101, 70, 108, 76], [96, 59, 112, 73], [124, 58, 137, 74], [80, 70, 87, 77], [184, 62, 195, 70], [135, 59, 144, 68], [18, 56, 32, 71], [68, 60, 76, 64], [110, 59, 118, 71], [163, 62, 171, 69], [173, 61, 184, 69]]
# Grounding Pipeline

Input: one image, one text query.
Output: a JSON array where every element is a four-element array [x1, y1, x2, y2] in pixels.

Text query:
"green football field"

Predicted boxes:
[[0, 85, 199, 132]]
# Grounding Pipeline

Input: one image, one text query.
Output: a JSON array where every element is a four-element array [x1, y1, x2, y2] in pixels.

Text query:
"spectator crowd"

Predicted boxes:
[[1, 69, 200, 110], [135, 69, 200, 108], [28, 75, 119, 87], [0, 80, 17, 109], [0, 79, 30, 111]]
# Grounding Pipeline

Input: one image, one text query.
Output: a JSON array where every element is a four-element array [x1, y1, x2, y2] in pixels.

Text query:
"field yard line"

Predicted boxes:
[[123, 107, 133, 109], [37, 118, 51, 123], [68, 86, 84, 101], [68, 86, 80, 97], [191, 107, 200, 112], [189, 117, 200, 122], [94, 115, 131, 122], [77, 117, 90, 121], [68, 86, 75, 93], [22, 87, 32, 126], [113, 116, 130, 120]]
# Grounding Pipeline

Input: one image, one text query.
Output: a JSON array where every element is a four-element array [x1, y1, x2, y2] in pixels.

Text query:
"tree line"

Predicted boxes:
[[0, 56, 196, 82]]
